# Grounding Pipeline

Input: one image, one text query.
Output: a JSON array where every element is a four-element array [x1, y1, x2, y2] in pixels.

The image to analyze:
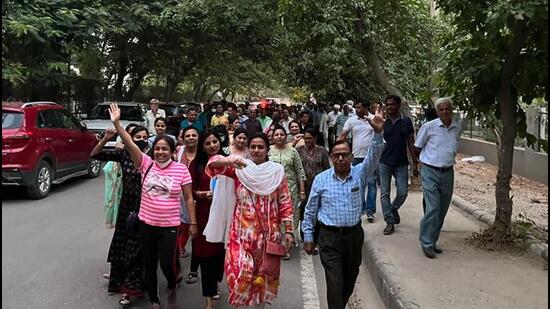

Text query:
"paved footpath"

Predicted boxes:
[[362, 190, 548, 309]]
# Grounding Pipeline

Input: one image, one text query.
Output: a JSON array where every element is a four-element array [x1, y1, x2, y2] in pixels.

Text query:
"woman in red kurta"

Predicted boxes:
[[207, 132, 294, 308], [191, 130, 227, 309]]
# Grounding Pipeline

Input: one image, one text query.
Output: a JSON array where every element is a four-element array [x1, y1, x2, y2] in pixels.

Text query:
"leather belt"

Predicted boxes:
[[423, 163, 453, 172], [319, 222, 361, 234]]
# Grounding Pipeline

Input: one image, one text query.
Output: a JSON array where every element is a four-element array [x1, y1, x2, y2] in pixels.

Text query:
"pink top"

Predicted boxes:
[[139, 154, 192, 227]]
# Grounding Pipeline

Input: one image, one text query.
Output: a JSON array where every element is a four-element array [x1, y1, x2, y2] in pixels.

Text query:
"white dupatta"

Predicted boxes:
[[203, 157, 285, 245]]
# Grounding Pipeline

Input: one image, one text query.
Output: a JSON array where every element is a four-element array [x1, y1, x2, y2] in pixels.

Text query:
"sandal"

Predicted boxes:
[[186, 272, 198, 284], [119, 294, 131, 306]]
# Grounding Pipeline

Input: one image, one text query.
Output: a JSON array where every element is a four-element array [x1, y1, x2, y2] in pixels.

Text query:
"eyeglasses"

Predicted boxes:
[[331, 153, 351, 159]]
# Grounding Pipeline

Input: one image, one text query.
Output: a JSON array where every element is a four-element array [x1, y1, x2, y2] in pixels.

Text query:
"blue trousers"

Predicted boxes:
[[379, 163, 409, 224], [419, 164, 454, 249], [352, 158, 377, 216]]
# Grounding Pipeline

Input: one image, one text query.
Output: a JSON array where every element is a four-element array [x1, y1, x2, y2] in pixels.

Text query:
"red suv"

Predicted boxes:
[[2, 101, 100, 199]]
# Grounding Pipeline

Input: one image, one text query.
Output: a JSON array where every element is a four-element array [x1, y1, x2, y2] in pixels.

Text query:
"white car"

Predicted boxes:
[[80, 102, 148, 148]]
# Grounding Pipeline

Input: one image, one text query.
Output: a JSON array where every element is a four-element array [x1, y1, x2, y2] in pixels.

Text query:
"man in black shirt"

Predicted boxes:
[[379, 95, 419, 235]]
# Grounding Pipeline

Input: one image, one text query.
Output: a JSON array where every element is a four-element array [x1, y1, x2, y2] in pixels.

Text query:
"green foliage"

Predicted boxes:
[[279, 0, 443, 102], [437, 0, 548, 151]]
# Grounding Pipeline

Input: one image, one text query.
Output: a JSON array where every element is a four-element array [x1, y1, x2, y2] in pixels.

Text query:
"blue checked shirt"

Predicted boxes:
[[302, 133, 384, 243]]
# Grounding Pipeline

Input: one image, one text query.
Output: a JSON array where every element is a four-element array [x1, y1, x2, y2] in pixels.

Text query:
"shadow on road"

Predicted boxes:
[[1, 176, 100, 202]]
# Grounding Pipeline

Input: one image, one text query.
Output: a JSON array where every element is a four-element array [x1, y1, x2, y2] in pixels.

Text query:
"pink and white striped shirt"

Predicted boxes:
[[139, 155, 192, 227]]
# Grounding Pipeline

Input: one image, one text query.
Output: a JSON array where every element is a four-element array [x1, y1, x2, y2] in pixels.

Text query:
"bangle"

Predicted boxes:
[[189, 222, 197, 225]]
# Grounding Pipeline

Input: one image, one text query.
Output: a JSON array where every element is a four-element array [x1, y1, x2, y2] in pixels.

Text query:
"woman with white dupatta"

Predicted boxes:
[[206, 132, 294, 308]]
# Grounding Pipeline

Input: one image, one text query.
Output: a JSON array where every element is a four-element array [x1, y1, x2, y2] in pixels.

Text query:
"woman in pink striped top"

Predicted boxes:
[[109, 103, 197, 309]]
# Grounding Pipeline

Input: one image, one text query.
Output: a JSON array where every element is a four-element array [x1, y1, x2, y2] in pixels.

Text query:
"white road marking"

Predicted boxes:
[[300, 248, 321, 309]]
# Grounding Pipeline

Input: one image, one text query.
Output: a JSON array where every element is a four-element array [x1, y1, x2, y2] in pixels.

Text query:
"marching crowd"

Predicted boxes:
[[94, 95, 460, 309]]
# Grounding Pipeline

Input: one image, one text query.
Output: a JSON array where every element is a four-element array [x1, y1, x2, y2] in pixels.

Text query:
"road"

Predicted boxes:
[[2, 173, 384, 309]]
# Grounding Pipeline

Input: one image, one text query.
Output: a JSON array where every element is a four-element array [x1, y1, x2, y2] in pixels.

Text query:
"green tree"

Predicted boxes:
[[280, 0, 442, 107], [437, 0, 548, 241]]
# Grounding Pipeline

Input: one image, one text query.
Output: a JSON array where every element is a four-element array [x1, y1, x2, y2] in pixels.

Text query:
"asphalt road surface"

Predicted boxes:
[[2, 173, 383, 309]]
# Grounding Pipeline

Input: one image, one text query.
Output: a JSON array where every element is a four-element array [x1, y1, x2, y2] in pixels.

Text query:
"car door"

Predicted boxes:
[[35, 110, 72, 174], [55, 110, 90, 171]]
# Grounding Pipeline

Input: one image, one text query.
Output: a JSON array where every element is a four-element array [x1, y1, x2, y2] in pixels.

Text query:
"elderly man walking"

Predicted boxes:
[[302, 109, 385, 309], [145, 98, 166, 135], [414, 97, 461, 259]]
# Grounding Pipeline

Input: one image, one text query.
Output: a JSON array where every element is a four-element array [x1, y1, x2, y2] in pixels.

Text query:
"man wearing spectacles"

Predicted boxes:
[[302, 110, 385, 309]]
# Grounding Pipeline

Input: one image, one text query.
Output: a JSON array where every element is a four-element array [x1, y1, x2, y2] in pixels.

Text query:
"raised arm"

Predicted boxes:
[[360, 110, 385, 180], [109, 103, 143, 168], [90, 128, 117, 157]]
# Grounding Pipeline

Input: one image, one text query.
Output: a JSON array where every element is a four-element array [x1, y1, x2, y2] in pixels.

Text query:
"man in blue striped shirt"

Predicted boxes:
[[302, 110, 385, 309]]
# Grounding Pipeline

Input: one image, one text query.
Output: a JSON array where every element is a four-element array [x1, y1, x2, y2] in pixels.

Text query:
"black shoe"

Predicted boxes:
[[391, 208, 401, 225], [422, 247, 437, 259], [367, 214, 375, 223], [383, 223, 395, 235], [433, 244, 443, 254]]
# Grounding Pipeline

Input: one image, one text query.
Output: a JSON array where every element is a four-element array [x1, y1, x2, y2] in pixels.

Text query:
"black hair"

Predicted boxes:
[[178, 126, 199, 139], [130, 125, 148, 138], [385, 95, 402, 105], [303, 128, 317, 138], [248, 132, 271, 162], [299, 111, 310, 118], [233, 127, 248, 139], [194, 129, 226, 180], [151, 135, 177, 153], [289, 120, 301, 132], [228, 115, 238, 127], [125, 123, 138, 133], [154, 117, 167, 125], [272, 125, 288, 137], [330, 140, 351, 154], [212, 124, 229, 148], [355, 100, 370, 109]]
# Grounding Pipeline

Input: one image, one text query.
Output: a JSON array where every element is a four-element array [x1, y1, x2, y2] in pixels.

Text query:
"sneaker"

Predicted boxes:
[[367, 214, 375, 223], [119, 294, 131, 306], [213, 284, 221, 300], [433, 244, 443, 254], [391, 207, 401, 225], [422, 247, 437, 259], [186, 272, 198, 284], [103, 273, 110, 280], [383, 223, 395, 235]]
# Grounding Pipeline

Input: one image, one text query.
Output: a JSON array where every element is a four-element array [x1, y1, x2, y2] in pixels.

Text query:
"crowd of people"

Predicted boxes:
[[94, 95, 460, 309]]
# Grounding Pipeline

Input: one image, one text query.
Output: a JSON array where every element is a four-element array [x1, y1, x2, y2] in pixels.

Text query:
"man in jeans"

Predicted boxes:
[[338, 100, 377, 221], [379, 95, 418, 235]]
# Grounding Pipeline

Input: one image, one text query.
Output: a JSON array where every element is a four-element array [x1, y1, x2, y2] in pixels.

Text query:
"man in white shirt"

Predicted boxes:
[[280, 108, 293, 133], [145, 98, 166, 135], [414, 97, 461, 259], [338, 100, 377, 218]]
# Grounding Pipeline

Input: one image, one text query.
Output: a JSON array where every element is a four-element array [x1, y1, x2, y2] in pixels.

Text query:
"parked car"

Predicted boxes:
[[157, 102, 186, 136], [80, 102, 147, 148], [2, 101, 100, 199]]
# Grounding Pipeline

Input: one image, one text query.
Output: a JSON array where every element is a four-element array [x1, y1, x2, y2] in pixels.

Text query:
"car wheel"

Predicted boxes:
[[27, 161, 52, 199], [87, 158, 101, 178]]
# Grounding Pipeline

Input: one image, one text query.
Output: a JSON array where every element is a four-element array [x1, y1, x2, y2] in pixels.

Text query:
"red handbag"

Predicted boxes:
[[252, 194, 288, 277]]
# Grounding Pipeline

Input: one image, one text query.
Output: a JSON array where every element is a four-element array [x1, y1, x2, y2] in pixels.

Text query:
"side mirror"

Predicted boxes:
[[79, 113, 88, 119]]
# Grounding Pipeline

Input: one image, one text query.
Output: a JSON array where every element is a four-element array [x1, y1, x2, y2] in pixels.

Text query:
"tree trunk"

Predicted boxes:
[[353, 7, 411, 118], [113, 56, 128, 101], [492, 20, 527, 240], [124, 69, 149, 101]]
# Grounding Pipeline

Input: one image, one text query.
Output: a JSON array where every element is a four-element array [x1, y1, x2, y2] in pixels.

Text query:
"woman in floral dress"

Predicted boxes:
[[207, 132, 294, 308], [269, 126, 306, 253]]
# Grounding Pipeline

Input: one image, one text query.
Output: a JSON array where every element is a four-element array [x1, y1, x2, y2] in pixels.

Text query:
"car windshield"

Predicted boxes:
[[159, 105, 180, 116], [2, 111, 24, 129], [88, 105, 143, 121]]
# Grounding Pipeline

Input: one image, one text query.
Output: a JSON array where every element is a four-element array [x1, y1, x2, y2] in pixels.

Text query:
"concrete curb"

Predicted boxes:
[[451, 195, 548, 262], [363, 225, 420, 309]]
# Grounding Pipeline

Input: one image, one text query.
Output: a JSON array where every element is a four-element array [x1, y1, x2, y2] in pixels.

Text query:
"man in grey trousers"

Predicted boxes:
[[414, 97, 461, 258]]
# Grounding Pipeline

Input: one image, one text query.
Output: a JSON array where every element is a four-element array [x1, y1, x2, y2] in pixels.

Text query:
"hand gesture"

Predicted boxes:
[[284, 233, 295, 252], [109, 103, 121, 123], [365, 109, 385, 133], [104, 128, 117, 141], [227, 155, 247, 169]]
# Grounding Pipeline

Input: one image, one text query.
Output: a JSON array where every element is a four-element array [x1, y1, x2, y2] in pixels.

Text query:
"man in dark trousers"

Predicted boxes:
[[302, 110, 385, 309]]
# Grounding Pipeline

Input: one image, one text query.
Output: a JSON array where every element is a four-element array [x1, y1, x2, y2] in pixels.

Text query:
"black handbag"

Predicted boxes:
[[125, 162, 153, 236]]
